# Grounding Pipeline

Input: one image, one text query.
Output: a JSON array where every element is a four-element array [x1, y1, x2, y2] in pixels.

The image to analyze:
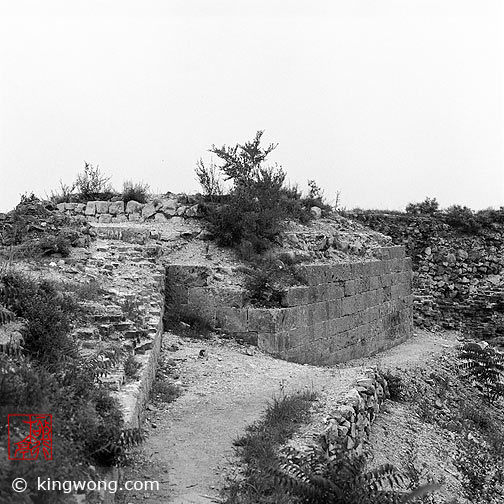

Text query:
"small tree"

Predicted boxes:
[[209, 130, 278, 189]]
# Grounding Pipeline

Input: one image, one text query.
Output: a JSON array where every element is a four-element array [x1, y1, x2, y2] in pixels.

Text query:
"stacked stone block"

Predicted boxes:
[[165, 246, 413, 365], [56, 199, 200, 223], [322, 367, 389, 454]]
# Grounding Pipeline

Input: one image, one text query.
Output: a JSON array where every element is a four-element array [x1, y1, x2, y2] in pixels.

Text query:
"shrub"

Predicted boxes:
[[0, 272, 144, 476], [0, 272, 78, 368], [75, 162, 115, 201], [197, 131, 327, 256], [405, 197, 439, 215], [50, 162, 117, 203], [443, 205, 481, 233], [244, 256, 307, 308], [122, 180, 150, 204]]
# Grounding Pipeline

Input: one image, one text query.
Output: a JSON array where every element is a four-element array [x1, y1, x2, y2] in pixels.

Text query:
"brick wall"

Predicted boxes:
[[165, 246, 413, 365]]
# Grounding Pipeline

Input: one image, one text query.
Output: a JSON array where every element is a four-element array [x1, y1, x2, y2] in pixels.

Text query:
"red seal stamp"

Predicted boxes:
[[7, 414, 53, 461]]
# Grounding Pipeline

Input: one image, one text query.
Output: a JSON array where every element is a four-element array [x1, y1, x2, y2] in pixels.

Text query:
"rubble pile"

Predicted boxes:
[[0, 200, 94, 255]]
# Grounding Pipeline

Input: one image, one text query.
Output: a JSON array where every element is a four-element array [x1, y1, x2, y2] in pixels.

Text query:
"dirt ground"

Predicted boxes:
[[116, 329, 460, 504]]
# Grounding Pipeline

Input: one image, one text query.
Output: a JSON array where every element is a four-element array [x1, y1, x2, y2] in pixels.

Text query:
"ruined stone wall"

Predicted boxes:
[[166, 245, 413, 365], [322, 367, 389, 454], [56, 199, 199, 223], [348, 212, 504, 341]]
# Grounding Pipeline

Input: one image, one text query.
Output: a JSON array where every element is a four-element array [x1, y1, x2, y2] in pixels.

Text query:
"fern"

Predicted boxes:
[[459, 343, 504, 403], [0, 304, 15, 325], [273, 435, 440, 504]]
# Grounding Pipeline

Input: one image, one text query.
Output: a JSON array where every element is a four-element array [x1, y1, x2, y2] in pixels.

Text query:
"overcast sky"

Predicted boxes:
[[0, 0, 502, 212]]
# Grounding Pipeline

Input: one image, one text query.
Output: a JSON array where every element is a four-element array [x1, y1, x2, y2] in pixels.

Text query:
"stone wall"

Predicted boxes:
[[322, 367, 389, 454], [165, 245, 413, 365], [348, 212, 504, 341], [56, 198, 200, 223]]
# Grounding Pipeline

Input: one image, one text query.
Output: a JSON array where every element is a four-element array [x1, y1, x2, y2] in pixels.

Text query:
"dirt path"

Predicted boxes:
[[117, 329, 460, 504]]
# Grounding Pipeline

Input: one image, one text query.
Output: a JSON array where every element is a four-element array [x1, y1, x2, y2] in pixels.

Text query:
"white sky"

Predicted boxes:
[[0, 0, 502, 212]]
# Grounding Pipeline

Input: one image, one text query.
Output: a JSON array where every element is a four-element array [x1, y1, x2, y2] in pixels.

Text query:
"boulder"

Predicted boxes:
[[95, 201, 110, 214], [126, 200, 144, 214], [142, 203, 157, 219], [109, 201, 125, 215], [310, 206, 322, 219]]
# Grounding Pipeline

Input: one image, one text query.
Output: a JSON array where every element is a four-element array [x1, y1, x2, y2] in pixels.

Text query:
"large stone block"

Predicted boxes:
[[313, 301, 329, 322], [95, 201, 110, 214], [187, 287, 217, 325], [257, 332, 279, 354], [344, 280, 356, 296], [342, 296, 357, 316], [109, 201, 125, 215], [248, 308, 281, 333], [390, 246, 406, 259], [328, 299, 342, 319], [330, 264, 352, 282], [351, 262, 364, 277], [278, 307, 302, 331], [215, 307, 248, 333], [282, 286, 309, 307], [98, 214, 112, 223], [369, 276, 381, 290], [85, 201, 97, 215]]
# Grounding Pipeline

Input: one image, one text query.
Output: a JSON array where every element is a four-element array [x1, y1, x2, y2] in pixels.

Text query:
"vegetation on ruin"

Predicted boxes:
[[196, 130, 332, 256], [225, 389, 317, 504], [0, 271, 142, 503]]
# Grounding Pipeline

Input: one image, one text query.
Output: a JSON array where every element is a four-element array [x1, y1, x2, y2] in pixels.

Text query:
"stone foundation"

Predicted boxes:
[[165, 246, 413, 365]]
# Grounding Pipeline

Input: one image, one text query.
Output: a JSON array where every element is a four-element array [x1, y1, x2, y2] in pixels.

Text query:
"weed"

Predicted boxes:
[[50, 162, 117, 203], [65, 279, 106, 301], [195, 158, 224, 200], [124, 353, 141, 380], [121, 298, 143, 325], [122, 180, 150, 204], [381, 369, 404, 401], [225, 390, 316, 503], [150, 380, 182, 404]]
